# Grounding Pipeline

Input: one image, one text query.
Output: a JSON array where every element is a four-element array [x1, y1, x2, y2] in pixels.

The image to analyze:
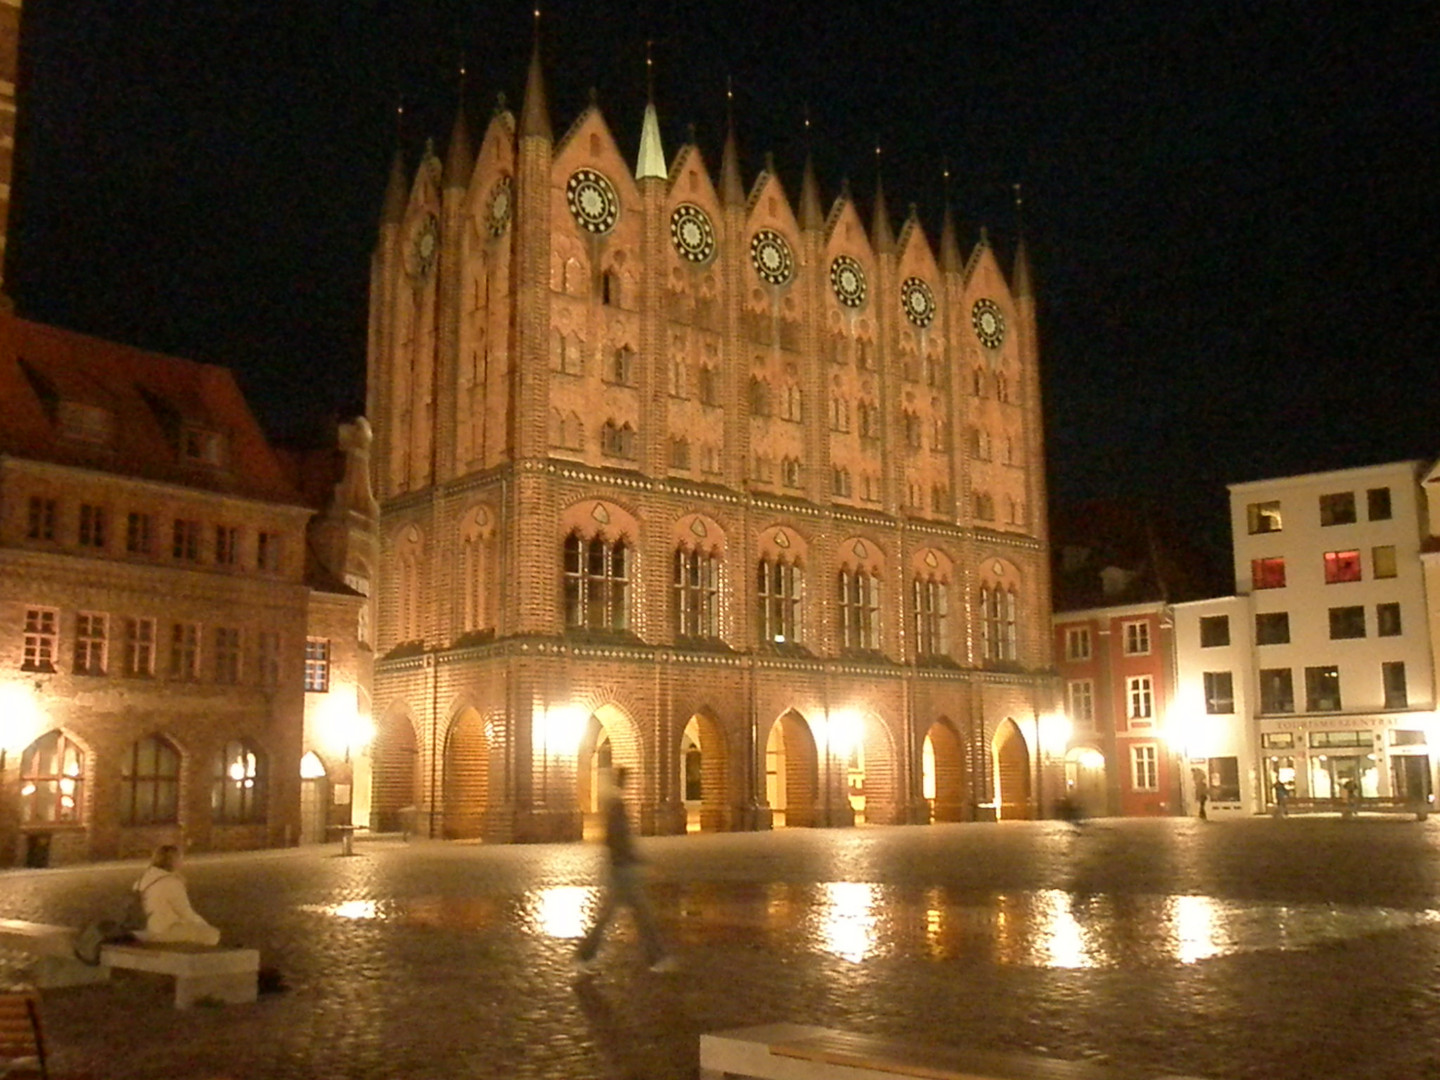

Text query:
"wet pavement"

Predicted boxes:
[[2, 817, 1440, 1079]]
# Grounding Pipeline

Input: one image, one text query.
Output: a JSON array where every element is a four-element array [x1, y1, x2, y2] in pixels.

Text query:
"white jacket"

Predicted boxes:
[[133, 866, 219, 945]]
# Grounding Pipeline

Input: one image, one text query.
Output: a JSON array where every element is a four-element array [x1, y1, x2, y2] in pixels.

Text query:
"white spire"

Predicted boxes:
[[636, 99, 666, 181]]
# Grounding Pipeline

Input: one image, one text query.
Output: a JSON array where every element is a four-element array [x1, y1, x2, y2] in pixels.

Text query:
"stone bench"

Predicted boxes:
[[0, 918, 258, 1008], [700, 1023, 1210, 1080]]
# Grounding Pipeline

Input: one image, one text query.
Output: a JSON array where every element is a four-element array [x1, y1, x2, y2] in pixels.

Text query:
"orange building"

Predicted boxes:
[[367, 43, 1058, 841]]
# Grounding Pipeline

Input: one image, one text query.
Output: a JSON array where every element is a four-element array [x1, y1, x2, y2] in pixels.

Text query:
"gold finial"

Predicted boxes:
[[646, 40, 654, 100]]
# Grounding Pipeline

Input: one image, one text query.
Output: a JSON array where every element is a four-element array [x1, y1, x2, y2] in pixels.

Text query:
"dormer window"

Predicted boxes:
[[182, 426, 226, 466], [58, 401, 113, 445]]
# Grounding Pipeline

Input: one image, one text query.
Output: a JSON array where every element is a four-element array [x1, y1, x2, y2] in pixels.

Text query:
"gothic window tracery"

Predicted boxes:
[[757, 555, 802, 644], [563, 531, 632, 632], [673, 544, 721, 639]]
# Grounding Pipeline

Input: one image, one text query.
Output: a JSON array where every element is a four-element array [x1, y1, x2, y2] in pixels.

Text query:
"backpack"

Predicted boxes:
[[74, 882, 151, 965]]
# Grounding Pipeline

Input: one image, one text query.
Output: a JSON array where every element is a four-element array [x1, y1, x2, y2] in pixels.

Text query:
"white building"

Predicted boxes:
[[1179, 461, 1438, 812]]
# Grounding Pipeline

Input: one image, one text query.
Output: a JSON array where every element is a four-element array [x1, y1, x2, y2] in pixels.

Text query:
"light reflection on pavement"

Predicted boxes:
[[300, 883, 1440, 969]]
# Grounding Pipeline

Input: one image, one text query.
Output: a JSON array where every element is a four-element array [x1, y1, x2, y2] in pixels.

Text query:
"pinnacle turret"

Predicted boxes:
[[444, 105, 473, 189], [380, 147, 407, 226], [799, 153, 823, 230], [870, 171, 894, 253], [939, 202, 961, 273], [519, 24, 551, 140]]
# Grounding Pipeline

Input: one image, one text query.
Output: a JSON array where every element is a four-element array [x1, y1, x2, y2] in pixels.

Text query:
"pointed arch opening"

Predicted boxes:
[[371, 706, 420, 833], [765, 710, 818, 828], [577, 704, 642, 839], [443, 706, 491, 839], [680, 712, 731, 833], [299, 750, 329, 844], [837, 712, 898, 825], [923, 717, 969, 823], [994, 718, 1032, 820]]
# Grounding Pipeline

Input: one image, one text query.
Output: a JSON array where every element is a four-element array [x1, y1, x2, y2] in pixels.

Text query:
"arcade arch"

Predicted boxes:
[[765, 710, 818, 828], [680, 712, 731, 833], [443, 706, 490, 839], [922, 717, 968, 822], [371, 705, 420, 834], [577, 704, 642, 838], [994, 718, 1032, 820]]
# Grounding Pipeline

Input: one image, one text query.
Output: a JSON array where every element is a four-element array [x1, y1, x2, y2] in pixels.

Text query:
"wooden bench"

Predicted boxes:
[[0, 919, 258, 1008], [0, 987, 47, 1078], [700, 1023, 1210, 1080]]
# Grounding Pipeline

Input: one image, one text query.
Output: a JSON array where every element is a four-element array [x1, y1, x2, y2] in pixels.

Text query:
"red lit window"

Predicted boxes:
[[1252, 557, 1286, 589], [1324, 550, 1361, 584]]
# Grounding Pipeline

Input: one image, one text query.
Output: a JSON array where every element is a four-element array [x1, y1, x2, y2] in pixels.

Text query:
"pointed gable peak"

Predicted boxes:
[[636, 99, 666, 181], [896, 202, 927, 256], [519, 25, 551, 140], [445, 105, 473, 189]]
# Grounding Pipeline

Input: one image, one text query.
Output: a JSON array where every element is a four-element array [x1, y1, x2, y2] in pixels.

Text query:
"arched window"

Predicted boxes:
[[563, 531, 632, 632], [757, 556, 803, 644], [781, 457, 802, 488], [698, 365, 718, 406], [913, 575, 948, 657], [978, 585, 1018, 663], [213, 739, 267, 824], [121, 734, 180, 826], [749, 377, 771, 417], [673, 545, 721, 639], [610, 346, 634, 385], [1004, 587, 1019, 659], [600, 421, 636, 459], [602, 269, 621, 306], [838, 568, 880, 650], [19, 730, 83, 824]]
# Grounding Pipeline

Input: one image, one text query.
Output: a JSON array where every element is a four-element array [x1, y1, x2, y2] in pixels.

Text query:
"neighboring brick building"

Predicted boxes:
[[0, 314, 374, 864], [366, 43, 1058, 842]]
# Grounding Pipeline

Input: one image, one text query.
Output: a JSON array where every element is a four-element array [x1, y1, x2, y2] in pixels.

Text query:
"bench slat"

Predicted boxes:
[[771, 1030, 1119, 1080]]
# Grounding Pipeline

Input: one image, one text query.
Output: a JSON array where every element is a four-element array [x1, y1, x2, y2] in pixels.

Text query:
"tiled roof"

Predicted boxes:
[[0, 314, 306, 506]]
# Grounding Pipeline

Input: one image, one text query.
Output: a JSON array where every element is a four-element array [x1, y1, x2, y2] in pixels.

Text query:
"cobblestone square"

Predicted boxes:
[[2, 819, 1439, 1079]]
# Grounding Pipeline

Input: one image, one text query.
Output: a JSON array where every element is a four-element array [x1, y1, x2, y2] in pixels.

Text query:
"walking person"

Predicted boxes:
[[575, 767, 676, 974]]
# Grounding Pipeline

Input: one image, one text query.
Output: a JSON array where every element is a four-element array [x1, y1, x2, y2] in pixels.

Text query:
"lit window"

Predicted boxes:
[[73, 613, 107, 675], [757, 556, 802, 645], [20, 730, 84, 824], [1252, 557, 1286, 589], [1324, 550, 1361, 584], [1067, 679, 1095, 727], [672, 546, 721, 640], [22, 609, 58, 672], [838, 568, 881, 651], [1246, 501, 1282, 534], [913, 576, 949, 657], [212, 739, 266, 824], [563, 533, 632, 632], [121, 735, 180, 826], [1372, 545, 1397, 579], [304, 638, 331, 692], [122, 618, 156, 677]]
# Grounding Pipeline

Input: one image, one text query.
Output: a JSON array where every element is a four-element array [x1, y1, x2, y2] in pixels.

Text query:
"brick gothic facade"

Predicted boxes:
[[368, 47, 1058, 842]]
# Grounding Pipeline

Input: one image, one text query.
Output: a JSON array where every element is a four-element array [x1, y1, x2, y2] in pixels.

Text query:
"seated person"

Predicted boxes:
[[133, 844, 220, 946]]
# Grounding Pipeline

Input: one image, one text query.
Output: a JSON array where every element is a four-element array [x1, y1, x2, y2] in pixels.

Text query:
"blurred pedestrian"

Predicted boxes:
[[575, 767, 676, 974], [1273, 779, 1289, 818]]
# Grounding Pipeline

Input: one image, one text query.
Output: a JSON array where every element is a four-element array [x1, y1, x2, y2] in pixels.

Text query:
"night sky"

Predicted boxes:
[[8, 2, 1438, 559]]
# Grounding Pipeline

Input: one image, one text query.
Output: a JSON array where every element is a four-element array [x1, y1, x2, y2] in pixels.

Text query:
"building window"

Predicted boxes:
[[1367, 487, 1392, 521], [779, 384, 803, 422], [22, 609, 58, 672], [1131, 744, 1159, 791], [1319, 492, 1356, 526], [169, 623, 199, 681], [19, 730, 83, 824], [78, 504, 107, 549], [213, 739, 266, 824], [610, 346, 634, 384], [120, 735, 180, 826], [1383, 661, 1408, 709], [1127, 676, 1154, 721], [1259, 668, 1295, 713], [1305, 665, 1342, 712], [72, 613, 107, 675], [903, 412, 922, 450], [257, 531, 282, 572], [215, 525, 239, 566], [1377, 602, 1402, 638], [1064, 627, 1091, 661], [672, 546, 720, 640], [257, 631, 281, 688], [1203, 671, 1235, 714], [600, 421, 636, 459], [1247, 501, 1282, 534], [979, 586, 1017, 662], [669, 356, 688, 398], [1255, 611, 1290, 645], [304, 638, 331, 692], [26, 497, 57, 541], [698, 366, 718, 406], [1199, 615, 1230, 648], [214, 627, 242, 685], [1067, 679, 1095, 728], [1328, 606, 1366, 639], [172, 519, 201, 562], [1324, 550, 1361, 584], [563, 533, 632, 632], [1252, 557, 1286, 589], [839, 569, 881, 651], [749, 378, 772, 417], [181, 426, 224, 465], [126, 512, 154, 555], [781, 457, 802, 488], [831, 467, 852, 498], [757, 556, 802, 645], [122, 618, 156, 677], [668, 437, 691, 470], [913, 576, 948, 657], [1122, 620, 1151, 656], [1372, 545, 1397, 579]]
